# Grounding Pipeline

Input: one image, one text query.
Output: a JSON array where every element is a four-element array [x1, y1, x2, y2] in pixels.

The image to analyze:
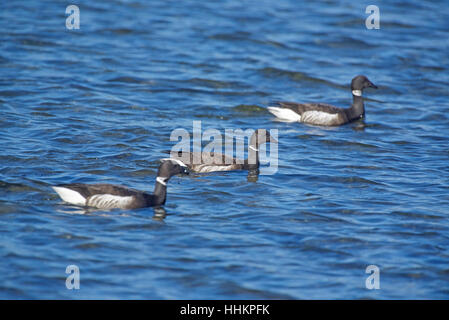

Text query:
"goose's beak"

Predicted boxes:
[[367, 81, 378, 89], [181, 166, 189, 175]]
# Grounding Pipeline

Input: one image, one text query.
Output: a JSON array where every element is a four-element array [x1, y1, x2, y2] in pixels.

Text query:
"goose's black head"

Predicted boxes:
[[351, 75, 377, 91], [253, 129, 278, 146], [158, 159, 189, 178]]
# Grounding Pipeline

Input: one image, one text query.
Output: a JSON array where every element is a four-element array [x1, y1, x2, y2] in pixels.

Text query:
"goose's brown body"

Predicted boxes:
[[268, 75, 377, 126], [168, 129, 276, 174], [52, 160, 188, 210]]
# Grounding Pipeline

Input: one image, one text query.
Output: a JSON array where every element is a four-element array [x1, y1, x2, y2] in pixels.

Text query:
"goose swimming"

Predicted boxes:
[[267, 75, 377, 126], [52, 159, 188, 210]]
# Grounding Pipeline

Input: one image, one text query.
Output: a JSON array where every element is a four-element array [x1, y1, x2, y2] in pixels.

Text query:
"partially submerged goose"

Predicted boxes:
[[267, 75, 377, 126], [52, 159, 188, 210], [168, 129, 276, 175]]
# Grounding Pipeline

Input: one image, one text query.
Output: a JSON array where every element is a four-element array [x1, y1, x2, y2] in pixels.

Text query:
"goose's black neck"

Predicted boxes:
[[345, 94, 365, 121], [152, 178, 167, 206], [244, 142, 260, 173]]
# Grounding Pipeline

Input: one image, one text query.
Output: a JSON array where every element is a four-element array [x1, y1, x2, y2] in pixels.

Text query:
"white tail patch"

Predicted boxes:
[[87, 194, 134, 209], [52, 186, 86, 206], [301, 110, 339, 125], [267, 107, 301, 122]]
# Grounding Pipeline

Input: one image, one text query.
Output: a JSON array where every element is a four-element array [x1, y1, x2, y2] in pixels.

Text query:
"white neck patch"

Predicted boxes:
[[156, 177, 168, 186], [249, 145, 259, 152], [352, 90, 362, 97]]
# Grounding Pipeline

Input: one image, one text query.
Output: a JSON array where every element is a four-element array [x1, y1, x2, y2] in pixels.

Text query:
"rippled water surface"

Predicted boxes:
[[1, 0, 449, 299]]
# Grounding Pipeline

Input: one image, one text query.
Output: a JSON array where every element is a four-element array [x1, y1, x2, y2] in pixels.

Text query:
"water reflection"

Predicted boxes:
[[55, 204, 167, 221], [152, 207, 167, 221], [351, 121, 367, 131], [247, 170, 259, 182]]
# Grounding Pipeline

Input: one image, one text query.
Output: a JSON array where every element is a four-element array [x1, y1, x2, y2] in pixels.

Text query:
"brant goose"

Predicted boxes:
[[52, 159, 188, 210], [168, 129, 276, 175], [267, 75, 377, 126]]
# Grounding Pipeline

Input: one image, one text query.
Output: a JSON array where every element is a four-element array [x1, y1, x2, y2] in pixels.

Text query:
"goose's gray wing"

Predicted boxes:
[[168, 151, 244, 172], [272, 101, 348, 125], [275, 101, 343, 115]]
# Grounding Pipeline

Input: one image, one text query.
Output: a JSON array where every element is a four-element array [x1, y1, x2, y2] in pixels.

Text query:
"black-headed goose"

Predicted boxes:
[[267, 75, 377, 126], [52, 159, 188, 210], [168, 129, 276, 175]]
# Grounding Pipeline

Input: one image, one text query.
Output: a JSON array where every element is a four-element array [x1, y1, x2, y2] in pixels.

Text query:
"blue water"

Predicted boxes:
[[1, 0, 449, 299]]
